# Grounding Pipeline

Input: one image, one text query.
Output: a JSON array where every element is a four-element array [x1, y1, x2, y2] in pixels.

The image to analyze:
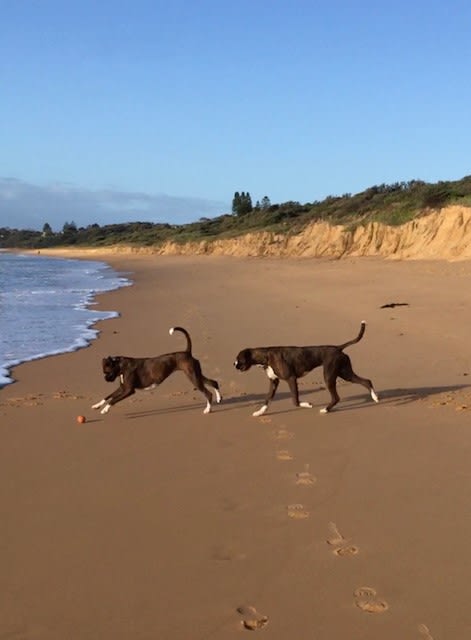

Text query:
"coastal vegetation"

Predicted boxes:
[[2, 175, 471, 249]]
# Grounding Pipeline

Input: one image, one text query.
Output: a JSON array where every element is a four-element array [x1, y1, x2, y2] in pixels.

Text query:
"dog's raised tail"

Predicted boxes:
[[169, 326, 192, 353], [338, 321, 366, 351]]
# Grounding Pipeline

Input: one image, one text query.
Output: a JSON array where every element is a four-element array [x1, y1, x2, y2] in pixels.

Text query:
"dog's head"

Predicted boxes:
[[102, 356, 123, 382], [234, 349, 254, 372]]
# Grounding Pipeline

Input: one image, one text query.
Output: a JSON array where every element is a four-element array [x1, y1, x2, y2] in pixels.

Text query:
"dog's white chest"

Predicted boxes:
[[265, 365, 278, 380]]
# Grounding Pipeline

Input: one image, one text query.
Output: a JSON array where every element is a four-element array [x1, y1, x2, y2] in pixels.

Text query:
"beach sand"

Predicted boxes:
[[1, 253, 471, 639]]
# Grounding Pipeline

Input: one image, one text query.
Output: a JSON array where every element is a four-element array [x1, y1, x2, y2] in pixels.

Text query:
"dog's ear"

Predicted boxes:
[[112, 356, 125, 369], [102, 356, 120, 368]]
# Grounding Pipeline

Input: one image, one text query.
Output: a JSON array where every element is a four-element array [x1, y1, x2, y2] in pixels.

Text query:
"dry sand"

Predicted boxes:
[[1, 253, 471, 639]]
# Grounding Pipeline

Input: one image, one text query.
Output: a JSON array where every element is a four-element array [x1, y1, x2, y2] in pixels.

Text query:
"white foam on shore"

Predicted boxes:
[[0, 253, 132, 388]]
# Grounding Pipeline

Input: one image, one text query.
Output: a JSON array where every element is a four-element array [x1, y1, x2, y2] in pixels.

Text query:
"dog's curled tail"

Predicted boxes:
[[169, 326, 192, 353], [338, 321, 366, 351]]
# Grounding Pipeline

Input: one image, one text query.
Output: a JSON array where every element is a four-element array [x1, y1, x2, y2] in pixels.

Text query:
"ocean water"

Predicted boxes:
[[0, 252, 131, 388]]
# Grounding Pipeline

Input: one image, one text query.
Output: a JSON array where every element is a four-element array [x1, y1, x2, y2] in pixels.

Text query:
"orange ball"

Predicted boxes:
[[77, 415, 86, 424]]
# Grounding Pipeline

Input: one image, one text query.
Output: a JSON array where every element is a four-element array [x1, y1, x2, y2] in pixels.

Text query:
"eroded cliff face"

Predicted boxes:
[[36, 205, 471, 261], [151, 206, 471, 260]]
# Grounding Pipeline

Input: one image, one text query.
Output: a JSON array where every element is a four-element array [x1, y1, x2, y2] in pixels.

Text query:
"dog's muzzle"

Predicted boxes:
[[234, 358, 250, 372]]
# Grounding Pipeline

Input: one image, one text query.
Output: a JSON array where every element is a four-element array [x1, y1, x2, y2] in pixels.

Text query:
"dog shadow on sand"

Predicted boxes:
[[121, 382, 471, 420], [123, 389, 312, 420], [225, 383, 471, 414], [353, 383, 471, 409], [305, 382, 471, 415]]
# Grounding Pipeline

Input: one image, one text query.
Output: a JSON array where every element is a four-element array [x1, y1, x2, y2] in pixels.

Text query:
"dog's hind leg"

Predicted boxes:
[[343, 371, 379, 404], [184, 364, 214, 414], [338, 358, 379, 404], [203, 375, 222, 404]]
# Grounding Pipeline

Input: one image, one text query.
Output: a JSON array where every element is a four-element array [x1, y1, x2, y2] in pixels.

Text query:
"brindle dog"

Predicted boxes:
[[92, 326, 221, 415], [234, 321, 378, 416]]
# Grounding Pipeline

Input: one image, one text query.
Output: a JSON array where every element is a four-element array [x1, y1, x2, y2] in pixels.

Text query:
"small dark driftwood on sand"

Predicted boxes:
[[380, 302, 410, 309]]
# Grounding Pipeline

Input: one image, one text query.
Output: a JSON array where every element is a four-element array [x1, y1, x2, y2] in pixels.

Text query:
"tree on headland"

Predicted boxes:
[[62, 221, 77, 234], [42, 222, 53, 236], [232, 191, 253, 216], [62, 221, 78, 243], [261, 196, 271, 210]]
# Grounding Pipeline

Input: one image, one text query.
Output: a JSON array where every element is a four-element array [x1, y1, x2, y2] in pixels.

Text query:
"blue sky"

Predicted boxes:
[[2, 0, 471, 230]]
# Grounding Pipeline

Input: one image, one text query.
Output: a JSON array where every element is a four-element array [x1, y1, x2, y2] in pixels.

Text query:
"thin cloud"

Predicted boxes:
[[0, 178, 229, 231]]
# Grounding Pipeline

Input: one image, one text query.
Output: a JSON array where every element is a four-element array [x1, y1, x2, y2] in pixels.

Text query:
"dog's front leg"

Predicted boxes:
[[92, 385, 135, 414], [253, 377, 279, 417], [287, 376, 312, 409]]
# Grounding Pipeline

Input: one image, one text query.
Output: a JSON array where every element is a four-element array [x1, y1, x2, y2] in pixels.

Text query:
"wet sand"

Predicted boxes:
[[1, 253, 471, 639]]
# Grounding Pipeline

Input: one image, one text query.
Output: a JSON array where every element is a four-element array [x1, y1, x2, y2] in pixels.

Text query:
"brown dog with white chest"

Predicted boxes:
[[234, 321, 378, 416], [92, 326, 221, 415]]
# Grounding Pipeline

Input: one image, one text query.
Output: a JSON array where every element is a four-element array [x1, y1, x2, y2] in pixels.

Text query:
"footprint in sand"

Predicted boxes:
[[287, 503, 310, 519], [220, 497, 242, 512], [170, 390, 186, 397], [6, 394, 45, 407], [212, 544, 246, 562], [418, 623, 434, 639], [272, 427, 294, 441], [295, 464, 316, 486], [0, 622, 45, 638], [236, 605, 269, 630], [326, 522, 359, 556], [52, 391, 82, 400], [276, 449, 294, 461], [354, 587, 388, 613], [326, 522, 345, 546], [332, 544, 359, 557]]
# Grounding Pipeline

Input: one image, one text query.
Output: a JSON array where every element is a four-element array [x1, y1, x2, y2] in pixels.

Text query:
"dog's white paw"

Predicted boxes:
[[215, 390, 222, 404], [371, 390, 379, 403], [204, 402, 211, 414], [253, 405, 268, 417], [100, 404, 111, 414], [300, 402, 312, 409], [319, 407, 329, 414], [92, 399, 106, 410]]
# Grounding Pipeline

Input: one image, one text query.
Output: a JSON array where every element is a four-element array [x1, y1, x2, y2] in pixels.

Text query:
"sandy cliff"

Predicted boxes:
[[149, 205, 471, 260], [37, 205, 471, 261]]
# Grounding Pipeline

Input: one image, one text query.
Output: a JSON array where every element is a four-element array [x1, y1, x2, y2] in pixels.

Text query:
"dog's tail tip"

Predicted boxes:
[[361, 320, 366, 326], [169, 327, 174, 335]]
